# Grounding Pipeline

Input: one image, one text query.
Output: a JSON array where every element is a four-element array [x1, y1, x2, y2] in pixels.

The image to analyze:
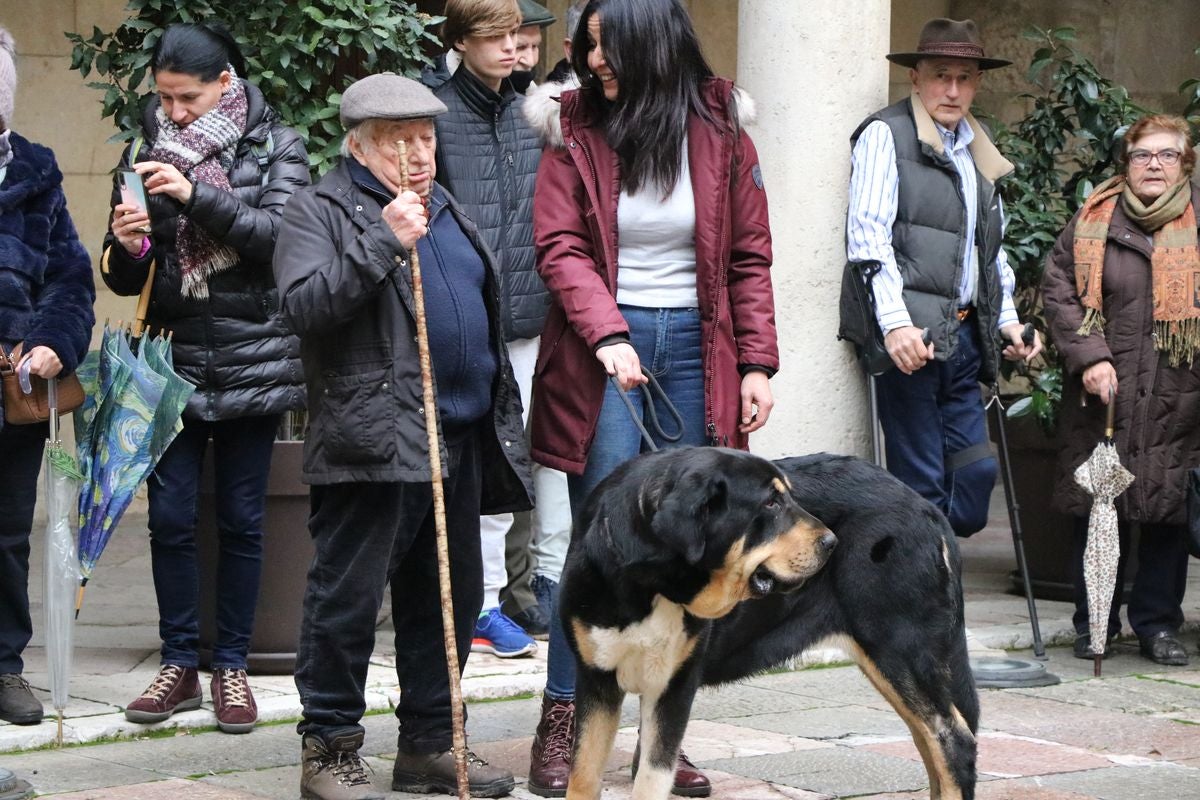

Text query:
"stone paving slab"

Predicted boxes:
[[714, 705, 912, 741], [1009, 672, 1200, 716], [979, 690, 1200, 762], [1036, 762, 1200, 799], [702, 746, 933, 796], [863, 731, 1113, 778], [47, 777, 269, 799]]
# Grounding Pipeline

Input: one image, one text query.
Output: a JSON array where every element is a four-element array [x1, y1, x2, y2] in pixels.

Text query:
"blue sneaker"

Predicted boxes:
[[471, 608, 537, 658]]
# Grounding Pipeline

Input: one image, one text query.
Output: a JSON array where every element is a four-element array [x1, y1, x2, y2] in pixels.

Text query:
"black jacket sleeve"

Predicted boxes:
[[187, 123, 310, 264], [272, 187, 411, 335]]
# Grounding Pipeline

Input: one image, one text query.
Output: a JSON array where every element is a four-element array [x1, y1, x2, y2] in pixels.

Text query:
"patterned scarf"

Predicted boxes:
[[147, 72, 247, 299], [0, 129, 11, 171], [1072, 174, 1200, 366]]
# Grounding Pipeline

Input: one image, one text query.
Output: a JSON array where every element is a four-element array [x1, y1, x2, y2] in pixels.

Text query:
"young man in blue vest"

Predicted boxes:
[[842, 19, 1042, 536]]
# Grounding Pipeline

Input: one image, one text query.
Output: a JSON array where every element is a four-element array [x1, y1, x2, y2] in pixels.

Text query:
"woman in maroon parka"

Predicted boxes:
[[522, 0, 779, 795]]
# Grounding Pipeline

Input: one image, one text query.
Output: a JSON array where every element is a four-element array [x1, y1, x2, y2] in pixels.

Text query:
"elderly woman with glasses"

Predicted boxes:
[[1042, 113, 1199, 668]]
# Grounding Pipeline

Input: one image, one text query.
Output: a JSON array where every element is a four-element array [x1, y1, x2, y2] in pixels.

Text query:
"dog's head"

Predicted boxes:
[[592, 447, 837, 619]]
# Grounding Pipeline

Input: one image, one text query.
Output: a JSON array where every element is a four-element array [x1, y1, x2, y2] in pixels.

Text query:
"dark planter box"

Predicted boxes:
[[196, 440, 312, 675], [990, 408, 1077, 602]]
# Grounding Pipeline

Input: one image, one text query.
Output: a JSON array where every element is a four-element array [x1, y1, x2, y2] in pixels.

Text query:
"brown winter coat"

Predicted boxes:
[[1041, 183, 1200, 525]]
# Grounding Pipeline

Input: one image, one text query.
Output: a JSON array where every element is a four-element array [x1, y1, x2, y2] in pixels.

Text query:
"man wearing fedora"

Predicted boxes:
[[842, 18, 1042, 536], [274, 73, 532, 800]]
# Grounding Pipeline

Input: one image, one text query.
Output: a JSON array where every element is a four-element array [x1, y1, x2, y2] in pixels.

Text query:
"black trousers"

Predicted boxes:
[[295, 431, 483, 753], [1071, 517, 1189, 640], [0, 421, 47, 674]]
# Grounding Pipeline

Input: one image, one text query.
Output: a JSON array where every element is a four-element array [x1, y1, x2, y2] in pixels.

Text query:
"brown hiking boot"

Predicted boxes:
[[392, 747, 515, 797], [211, 668, 257, 733], [300, 731, 384, 800], [528, 695, 574, 797], [124, 664, 202, 723]]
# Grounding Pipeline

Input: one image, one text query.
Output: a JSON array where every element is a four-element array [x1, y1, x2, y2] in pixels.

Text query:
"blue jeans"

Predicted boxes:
[[0, 421, 47, 674], [545, 306, 708, 701], [874, 316, 997, 536], [147, 414, 279, 669]]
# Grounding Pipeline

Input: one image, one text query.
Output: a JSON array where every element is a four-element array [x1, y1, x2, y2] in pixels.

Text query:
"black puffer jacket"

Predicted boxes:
[[433, 68, 546, 341], [101, 80, 308, 421]]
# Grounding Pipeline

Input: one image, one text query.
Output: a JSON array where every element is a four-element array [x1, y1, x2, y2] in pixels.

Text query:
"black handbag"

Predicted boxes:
[[1185, 468, 1200, 558], [837, 260, 894, 375]]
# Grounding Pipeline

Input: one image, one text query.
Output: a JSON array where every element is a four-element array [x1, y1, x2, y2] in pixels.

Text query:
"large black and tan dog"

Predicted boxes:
[[560, 449, 978, 800]]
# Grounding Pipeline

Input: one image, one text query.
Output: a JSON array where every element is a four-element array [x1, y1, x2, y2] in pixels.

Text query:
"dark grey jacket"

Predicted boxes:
[[272, 160, 532, 513], [433, 67, 546, 341], [101, 80, 308, 421], [845, 96, 1012, 381]]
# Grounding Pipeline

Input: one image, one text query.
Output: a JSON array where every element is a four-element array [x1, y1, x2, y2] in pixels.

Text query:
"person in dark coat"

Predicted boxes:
[[1042, 113, 1198, 667], [273, 74, 532, 800], [427, 0, 568, 656], [0, 24, 95, 727], [524, 1, 778, 795], [102, 23, 308, 734]]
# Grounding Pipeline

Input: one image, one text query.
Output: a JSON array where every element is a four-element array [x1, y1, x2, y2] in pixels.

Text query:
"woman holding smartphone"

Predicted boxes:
[[102, 21, 308, 734]]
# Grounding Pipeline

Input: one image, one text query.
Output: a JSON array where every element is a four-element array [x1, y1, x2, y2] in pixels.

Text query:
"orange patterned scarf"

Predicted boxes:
[[1073, 175, 1200, 366]]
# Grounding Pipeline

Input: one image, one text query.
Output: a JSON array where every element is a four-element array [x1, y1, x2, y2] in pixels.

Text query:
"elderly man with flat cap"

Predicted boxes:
[[840, 18, 1042, 538], [274, 73, 531, 800]]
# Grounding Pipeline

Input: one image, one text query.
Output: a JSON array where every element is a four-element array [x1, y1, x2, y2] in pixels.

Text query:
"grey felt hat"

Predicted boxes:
[[339, 73, 448, 129]]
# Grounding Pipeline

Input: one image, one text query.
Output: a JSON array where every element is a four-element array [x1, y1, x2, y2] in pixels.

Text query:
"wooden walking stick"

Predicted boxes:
[[397, 139, 471, 799]]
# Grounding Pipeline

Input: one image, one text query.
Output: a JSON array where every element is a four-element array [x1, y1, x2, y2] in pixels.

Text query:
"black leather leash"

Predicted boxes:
[[608, 368, 685, 452]]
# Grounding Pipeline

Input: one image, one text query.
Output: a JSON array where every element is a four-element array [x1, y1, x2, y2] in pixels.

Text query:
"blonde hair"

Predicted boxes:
[[441, 0, 520, 49]]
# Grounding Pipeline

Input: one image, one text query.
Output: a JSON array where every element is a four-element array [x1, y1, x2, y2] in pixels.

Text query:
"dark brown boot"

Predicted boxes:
[[632, 742, 713, 797], [528, 695, 574, 797]]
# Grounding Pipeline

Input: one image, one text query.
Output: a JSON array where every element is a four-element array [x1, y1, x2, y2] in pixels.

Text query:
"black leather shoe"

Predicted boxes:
[[510, 603, 550, 638], [1139, 631, 1189, 666], [1073, 633, 1114, 660]]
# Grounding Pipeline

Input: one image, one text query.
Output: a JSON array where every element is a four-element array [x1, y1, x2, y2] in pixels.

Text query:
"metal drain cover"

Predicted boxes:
[[970, 656, 1061, 688]]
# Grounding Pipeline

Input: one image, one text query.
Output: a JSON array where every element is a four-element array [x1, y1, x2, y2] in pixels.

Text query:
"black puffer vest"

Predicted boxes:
[[850, 97, 1011, 381], [433, 68, 545, 341]]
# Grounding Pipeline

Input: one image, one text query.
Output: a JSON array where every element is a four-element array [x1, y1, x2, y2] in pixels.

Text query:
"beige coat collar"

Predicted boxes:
[[908, 92, 1013, 183]]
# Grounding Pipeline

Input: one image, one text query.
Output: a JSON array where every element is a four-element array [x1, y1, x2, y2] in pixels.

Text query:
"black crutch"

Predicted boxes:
[[989, 322, 1047, 658]]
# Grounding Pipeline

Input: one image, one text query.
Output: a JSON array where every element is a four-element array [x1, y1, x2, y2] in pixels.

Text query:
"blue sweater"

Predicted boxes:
[[348, 161, 497, 432], [0, 131, 95, 429]]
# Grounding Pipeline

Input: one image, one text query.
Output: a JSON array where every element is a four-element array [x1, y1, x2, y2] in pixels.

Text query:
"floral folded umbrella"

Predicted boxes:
[[1072, 391, 1134, 677]]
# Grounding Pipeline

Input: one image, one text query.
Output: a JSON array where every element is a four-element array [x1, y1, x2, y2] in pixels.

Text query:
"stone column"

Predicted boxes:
[[736, 0, 892, 459]]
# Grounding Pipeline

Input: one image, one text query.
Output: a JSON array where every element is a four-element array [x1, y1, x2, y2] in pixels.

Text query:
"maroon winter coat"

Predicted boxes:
[[527, 78, 779, 474], [1042, 183, 1200, 525]]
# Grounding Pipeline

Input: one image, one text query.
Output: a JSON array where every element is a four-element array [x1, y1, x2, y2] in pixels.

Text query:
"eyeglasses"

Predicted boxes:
[[1128, 149, 1182, 167]]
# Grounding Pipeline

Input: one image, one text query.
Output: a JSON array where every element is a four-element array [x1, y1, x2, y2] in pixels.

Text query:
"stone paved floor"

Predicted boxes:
[[4, 485, 1200, 797]]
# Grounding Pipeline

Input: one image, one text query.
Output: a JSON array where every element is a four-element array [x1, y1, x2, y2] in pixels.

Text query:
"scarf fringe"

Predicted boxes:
[[1077, 307, 1106, 337], [180, 244, 239, 300], [1156, 318, 1200, 368]]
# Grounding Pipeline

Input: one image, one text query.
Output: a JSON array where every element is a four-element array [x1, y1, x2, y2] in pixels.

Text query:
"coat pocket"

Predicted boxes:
[[320, 366, 396, 465]]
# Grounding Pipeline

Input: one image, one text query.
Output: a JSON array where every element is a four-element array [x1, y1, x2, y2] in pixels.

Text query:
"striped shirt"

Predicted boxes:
[[846, 117, 1018, 334]]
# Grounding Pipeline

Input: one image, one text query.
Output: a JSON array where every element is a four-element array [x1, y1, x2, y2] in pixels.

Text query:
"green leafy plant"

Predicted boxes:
[[989, 27, 1150, 435], [66, 0, 443, 174]]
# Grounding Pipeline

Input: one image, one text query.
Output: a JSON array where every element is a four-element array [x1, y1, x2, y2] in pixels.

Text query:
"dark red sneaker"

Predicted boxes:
[[211, 668, 258, 733], [124, 664, 202, 723]]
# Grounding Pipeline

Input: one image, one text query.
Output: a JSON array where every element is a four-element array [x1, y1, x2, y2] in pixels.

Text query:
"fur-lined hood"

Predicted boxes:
[[523, 74, 757, 149]]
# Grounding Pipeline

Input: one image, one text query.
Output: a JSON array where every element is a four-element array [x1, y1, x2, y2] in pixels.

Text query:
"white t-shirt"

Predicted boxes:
[[616, 141, 698, 308]]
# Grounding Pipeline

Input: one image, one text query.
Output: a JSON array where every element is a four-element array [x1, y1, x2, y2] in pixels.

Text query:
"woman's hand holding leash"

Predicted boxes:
[[739, 371, 773, 433], [597, 341, 648, 391]]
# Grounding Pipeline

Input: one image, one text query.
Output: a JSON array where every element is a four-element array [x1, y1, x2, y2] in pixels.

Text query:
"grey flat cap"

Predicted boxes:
[[339, 73, 448, 128]]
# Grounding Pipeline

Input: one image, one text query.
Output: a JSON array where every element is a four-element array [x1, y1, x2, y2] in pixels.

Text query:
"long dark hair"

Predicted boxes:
[[570, 0, 716, 194], [152, 22, 245, 81]]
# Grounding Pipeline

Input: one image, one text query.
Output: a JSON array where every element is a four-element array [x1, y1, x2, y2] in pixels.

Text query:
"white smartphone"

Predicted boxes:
[[118, 168, 153, 233]]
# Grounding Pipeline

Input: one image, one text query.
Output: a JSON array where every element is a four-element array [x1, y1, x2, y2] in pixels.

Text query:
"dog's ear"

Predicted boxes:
[[648, 467, 728, 565]]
